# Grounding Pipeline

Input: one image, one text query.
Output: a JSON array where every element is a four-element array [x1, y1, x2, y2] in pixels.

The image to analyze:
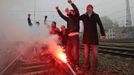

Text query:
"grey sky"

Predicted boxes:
[[1, 0, 134, 73], [0, 0, 134, 28]]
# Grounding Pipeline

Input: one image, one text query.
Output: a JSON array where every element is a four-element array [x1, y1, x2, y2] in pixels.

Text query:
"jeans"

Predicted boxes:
[[66, 35, 79, 66]]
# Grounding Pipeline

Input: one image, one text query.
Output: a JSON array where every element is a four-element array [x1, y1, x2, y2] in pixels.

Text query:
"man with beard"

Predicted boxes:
[[80, 4, 106, 74], [56, 0, 80, 70]]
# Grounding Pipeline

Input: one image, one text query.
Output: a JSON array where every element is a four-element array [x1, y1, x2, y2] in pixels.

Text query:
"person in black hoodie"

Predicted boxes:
[[56, 0, 80, 69]]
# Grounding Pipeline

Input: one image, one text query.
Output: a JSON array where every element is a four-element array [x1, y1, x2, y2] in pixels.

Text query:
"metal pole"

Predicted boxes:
[[66, 63, 76, 75], [126, 0, 132, 27], [34, 0, 36, 22]]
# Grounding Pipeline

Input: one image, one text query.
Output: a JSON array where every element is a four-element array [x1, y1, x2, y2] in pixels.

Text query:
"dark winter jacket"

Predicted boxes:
[[57, 3, 80, 33], [80, 12, 105, 45]]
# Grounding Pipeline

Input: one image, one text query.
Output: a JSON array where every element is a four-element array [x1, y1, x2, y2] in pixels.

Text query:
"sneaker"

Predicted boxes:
[[74, 65, 80, 71]]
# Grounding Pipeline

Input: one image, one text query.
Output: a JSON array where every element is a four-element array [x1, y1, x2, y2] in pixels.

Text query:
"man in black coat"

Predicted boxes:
[[56, 0, 80, 69], [80, 4, 106, 73]]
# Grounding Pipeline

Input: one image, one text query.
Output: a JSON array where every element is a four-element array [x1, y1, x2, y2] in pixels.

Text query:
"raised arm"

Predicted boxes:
[[27, 14, 33, 26], [56, 6, 68, 21], [44, 16, 50, 28], [68, 0, 79, 15]]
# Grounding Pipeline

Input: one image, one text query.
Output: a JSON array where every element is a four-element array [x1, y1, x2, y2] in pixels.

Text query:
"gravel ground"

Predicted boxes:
[[3, 47, 134, 75], [97, 53, 134, 75], [35, 49, 134, 75], [79, 50, 134, 75]]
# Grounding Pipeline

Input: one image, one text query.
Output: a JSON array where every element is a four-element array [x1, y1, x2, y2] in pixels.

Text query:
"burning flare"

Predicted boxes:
[[54, 47, 67, 63], [53, 46, 76, 75]]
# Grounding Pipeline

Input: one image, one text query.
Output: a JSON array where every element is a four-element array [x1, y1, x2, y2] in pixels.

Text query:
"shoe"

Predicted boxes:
[[75, 65, 80, 70], [74, 65, 80, 72], [82, 64, 90, 71]]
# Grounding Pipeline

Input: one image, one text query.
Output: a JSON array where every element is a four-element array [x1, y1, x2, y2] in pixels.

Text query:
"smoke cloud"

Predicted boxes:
[[0, 11, 61, 74]]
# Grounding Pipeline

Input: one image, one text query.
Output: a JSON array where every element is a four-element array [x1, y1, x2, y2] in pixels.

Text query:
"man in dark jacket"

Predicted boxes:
[[60, 25, 68, 48], [80, 4, 106, 73], [49, 21, 60, 35], [56, 0, 80, 69]]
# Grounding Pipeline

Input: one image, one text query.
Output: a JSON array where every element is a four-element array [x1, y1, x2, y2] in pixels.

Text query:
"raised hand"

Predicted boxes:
[[68, 0, 73, 4], [55, 6, 59, 10]]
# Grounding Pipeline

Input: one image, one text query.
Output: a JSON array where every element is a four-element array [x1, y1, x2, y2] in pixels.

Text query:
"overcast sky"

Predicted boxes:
[[0, 0, 134, 72], [0, 0, 134, 30]]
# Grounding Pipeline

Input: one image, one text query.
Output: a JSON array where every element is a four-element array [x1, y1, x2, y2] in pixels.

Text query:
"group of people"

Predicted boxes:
[[55, 0, 106, 74], [27, 0, 106, 74], [27, 14, 68, 47], [46, 21, 68, 48]]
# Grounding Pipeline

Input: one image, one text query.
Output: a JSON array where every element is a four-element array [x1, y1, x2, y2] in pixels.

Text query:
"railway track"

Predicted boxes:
[[81, 43, 134, 58], [1, 51, 73, 75], [98, 45, 134, 58], [98, 43, 134, 58], [1, 42, 134, 75]]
